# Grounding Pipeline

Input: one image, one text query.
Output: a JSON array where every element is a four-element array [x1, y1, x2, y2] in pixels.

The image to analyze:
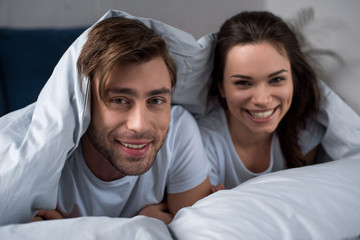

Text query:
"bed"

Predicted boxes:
[[0, 10, 359, 240]]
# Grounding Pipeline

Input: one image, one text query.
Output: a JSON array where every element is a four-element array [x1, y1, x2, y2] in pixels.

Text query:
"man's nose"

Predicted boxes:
[[126, 103, 148, 133]]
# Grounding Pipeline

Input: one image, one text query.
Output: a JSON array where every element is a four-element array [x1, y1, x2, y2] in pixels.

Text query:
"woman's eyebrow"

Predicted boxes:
[[231, 74, 252, 79], [268, 69, 288, 78]]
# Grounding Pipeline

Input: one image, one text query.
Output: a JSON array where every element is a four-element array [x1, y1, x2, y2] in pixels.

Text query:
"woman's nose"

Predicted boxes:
[[251, 86, 272, 106]]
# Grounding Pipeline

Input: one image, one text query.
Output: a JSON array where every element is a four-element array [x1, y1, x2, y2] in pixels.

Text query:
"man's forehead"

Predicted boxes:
[[107, 58, 170, 86]]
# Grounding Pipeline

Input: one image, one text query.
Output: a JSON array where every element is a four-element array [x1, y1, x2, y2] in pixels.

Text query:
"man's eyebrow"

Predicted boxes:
[[268, 69, 288, 78], [106, 87, 172, 97], [147, 87, 172, 97], [107, 88, 137, 96]]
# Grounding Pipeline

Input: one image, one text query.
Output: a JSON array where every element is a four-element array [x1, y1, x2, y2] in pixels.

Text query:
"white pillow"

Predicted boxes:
[[0, 216, 172, 240], [169, 157, 360, 240]]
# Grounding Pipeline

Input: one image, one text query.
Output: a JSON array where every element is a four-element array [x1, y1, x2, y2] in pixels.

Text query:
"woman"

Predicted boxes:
[[198, 11, 340, 189]]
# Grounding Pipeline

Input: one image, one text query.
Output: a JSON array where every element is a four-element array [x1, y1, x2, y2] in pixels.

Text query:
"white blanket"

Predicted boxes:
[[0, 9, 214, 225], [0, 9, 359, 240]]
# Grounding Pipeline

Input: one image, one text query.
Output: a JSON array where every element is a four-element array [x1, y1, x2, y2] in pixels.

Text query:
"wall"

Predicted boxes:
[[265, 0, 360, 114], [0, 0, 359, 114], [0, 0, 265, 39]]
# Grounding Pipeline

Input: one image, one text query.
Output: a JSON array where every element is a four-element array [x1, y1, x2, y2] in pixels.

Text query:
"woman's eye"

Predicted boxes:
[[270, 76, 286, 84], [148, 98, 165, 105], [234, 80, 252, 87]]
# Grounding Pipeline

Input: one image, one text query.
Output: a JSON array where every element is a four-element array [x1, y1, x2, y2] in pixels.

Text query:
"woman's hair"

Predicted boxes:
[[212, 11, 320, 168], [77, 16, 177, 103]]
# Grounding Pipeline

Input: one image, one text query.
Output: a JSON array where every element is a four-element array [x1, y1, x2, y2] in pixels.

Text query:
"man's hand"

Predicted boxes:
[[32, 209, 64, 222], [137, 202, 173, 224], [212, 184, 225, 193]]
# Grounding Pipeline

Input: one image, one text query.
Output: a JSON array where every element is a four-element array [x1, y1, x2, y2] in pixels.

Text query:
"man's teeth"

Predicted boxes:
[[250, 110, 274, 119], [121, 142, 147, 149]]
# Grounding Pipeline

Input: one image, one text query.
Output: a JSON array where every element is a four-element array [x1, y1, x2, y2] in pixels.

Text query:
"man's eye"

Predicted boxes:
[[111, 98, 128, 104], [148, 98, 165, 105]]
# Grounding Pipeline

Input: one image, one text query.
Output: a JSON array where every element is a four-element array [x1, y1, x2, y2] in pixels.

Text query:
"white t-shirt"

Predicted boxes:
[[198, 106, 324, 188], [57, 105, 209, 218]]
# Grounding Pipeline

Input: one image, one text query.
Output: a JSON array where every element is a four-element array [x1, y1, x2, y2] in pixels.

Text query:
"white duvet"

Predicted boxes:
[[0, 9, 359, 240]]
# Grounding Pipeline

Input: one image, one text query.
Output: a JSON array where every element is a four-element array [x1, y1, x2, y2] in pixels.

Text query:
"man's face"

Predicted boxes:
[[87, 57, 172, 177]]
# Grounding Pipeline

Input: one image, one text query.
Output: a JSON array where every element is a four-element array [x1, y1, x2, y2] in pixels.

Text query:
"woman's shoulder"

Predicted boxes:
[[197, 106, 226, 131], [196, 106, 230, 147]]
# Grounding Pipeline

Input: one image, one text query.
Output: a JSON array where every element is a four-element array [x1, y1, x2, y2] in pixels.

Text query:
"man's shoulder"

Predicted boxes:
[[169, 105, 196, 127], [170, 104, 189, 117], [165, 105, 200, 144]]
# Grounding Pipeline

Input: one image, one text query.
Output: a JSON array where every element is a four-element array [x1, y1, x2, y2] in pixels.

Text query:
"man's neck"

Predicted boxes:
[[81, 133, 126, 182]]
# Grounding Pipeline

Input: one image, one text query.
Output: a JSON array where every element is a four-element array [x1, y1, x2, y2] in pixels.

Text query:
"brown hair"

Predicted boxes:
[[212, 11, 320, 168], [77, 16, 177, 102]]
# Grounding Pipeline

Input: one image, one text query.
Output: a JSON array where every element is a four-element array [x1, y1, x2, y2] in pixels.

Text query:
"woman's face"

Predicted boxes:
[[220, 42, 293, 136]]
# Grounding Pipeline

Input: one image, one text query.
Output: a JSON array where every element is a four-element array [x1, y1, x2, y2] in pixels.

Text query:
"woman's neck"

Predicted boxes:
[[225, 109, 273, 173], [225, 110, 273, 146]]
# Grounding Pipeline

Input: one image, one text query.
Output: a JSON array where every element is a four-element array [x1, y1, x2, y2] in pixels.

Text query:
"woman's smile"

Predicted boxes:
[[243, 107, 279, 123]]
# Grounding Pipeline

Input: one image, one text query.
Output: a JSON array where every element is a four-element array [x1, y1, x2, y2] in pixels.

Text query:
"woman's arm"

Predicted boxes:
[[167, 177, 212, 216], [304, 146, 318, 165]]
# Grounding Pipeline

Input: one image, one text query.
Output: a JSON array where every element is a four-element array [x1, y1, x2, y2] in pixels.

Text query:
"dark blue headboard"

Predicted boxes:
[[0, 27, 87, 116]]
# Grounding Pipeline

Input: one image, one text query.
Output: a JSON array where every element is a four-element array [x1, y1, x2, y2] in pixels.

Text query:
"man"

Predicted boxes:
[[33, 17, 212, 224]]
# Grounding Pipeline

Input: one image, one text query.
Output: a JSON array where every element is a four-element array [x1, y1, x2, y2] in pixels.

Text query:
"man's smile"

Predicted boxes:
[[119, 141, 148, 149], [115, 140, 152, 157]]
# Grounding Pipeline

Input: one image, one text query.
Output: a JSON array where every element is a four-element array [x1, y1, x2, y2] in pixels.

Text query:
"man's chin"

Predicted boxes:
[[120, 165, 154, 176], [112, 156, 156, 176], [113, 139, 165, 176]]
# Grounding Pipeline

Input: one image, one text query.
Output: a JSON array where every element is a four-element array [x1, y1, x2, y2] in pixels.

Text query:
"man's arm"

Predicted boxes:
[[32, 209, 63, 221], [167, 177, 212, 215], [137, 202, 173, 224], [137, 177, 222, 224]]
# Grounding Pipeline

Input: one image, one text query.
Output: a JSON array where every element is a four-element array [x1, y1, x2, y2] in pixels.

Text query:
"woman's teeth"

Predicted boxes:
[[249, 109, 274, 119]]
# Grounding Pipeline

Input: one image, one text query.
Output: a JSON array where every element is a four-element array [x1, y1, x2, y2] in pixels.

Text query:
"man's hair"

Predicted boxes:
[[212, 11, 320, 168], [77, 16, 177, 102]]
